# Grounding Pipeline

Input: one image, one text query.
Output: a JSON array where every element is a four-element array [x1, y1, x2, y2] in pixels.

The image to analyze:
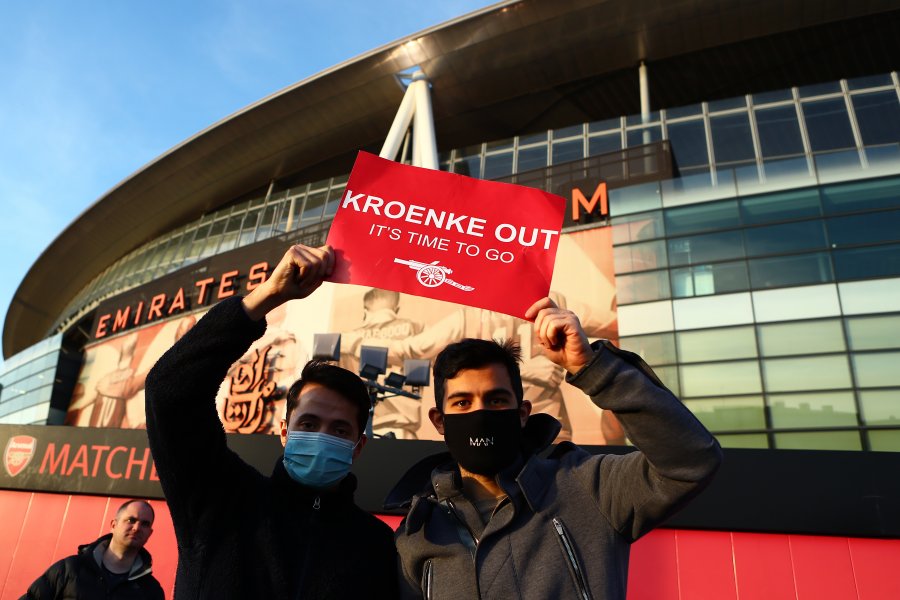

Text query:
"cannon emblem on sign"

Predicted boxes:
[[394, 258, 475, 291]]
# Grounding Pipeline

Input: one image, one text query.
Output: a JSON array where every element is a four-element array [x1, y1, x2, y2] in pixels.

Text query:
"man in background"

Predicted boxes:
[[22, 499, 164, 600]]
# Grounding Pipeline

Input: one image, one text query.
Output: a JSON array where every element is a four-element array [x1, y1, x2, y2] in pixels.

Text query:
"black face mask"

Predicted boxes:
[[442, 408, 523, 476]]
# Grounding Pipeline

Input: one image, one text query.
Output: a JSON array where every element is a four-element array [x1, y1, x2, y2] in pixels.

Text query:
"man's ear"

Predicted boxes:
[[351, 434, 367, 461], [279, 418, 288, 447], [428, 407, 445, 435], [518, 400, 532, 427]]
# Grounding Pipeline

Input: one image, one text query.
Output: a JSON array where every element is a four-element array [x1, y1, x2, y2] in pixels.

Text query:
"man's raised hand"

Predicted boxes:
[[242, 244, 334, 320], [524, 297, 593, 375]]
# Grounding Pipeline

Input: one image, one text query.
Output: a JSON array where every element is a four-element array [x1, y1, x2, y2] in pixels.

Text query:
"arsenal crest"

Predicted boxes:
[[4, 435, 37, 477]]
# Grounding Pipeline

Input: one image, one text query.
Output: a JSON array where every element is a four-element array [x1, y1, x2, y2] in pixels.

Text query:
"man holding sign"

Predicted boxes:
[[145, 244, 398, 599], [387, 297, 722, 599]]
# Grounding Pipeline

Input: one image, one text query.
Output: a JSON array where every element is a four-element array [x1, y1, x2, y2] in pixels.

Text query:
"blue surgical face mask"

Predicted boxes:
[[283, 431, 359, 489]]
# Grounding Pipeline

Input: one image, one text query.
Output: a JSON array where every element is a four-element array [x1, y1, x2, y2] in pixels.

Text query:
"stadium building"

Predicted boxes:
[[4, 0, 899, 451], [1, 1, 899, 597]]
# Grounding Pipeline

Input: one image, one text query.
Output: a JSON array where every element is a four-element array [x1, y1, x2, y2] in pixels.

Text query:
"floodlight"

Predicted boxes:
[[312, 333, 341, 361], [403, 359, 431, 387], [359, 346, 388, 380], [384, 372, 407, 389]]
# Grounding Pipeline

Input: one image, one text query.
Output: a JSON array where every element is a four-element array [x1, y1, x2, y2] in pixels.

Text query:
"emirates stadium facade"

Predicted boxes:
[[4, 0, 900, 452]]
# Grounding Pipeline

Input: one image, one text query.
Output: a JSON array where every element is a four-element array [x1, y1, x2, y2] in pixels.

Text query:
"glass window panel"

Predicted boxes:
[[198, 235, 220, 260], [680, 361, 762, 397], [708, 96, 747, 112], [650, 365, 680, 395], [710, 113, 755, 164], [324, 185, 345, 218], [762, 356, 851, 392], [611, 211, 664, 244], [752, 89, 793, 104], [853, 352, 900, 387], [740, 188, 822, 225], [519, 132, 547, 145], [626, 126, 661, 148], [833, 244, 900, 281], [516, 145, 547, 172], [851, 90, 900, 147], [588, 133, 622, 156], [798, 81, 842, 97], [666, 120, 708, 169], [758, 320, 845, 356], [744, 221, 827, 257], [483, 152, 514, 179], [755, 105, 804, 158], [774, 431, 861, 451], [588, 117, 620, 133], [485, 137, 514, 151], [846, 315, 900, 350], [860, 390, 900, 425], [865, 143, 900, 165], [616, 271, 670, 305], [667, 230, 744, 266], [453, 147, 482, 177], [626, 112, 660, 126], [553, 124, 583, 139], [827, 210, 900, 247], [748, 252, 833, 289], [868, 430, 900, 452], [664, 199, 741, 236], [239, 210, 261, 245], [666, 104, 702, 119], [619, 333, 677, 365], [613, 240, 667, 273], [716, 434, 770, 449], [780, 407, 852, 435], [301, 191, 326, 223], [254, 205, 277, 241], [847, 74, 894, 90], [671, 262, 749, 298], [684, 396, 766, 431], [821, 177, 900, 214], [803, 98, 856, 152], [551, 139, 583, 165], [762, 156, 812, 181], [677, 326, 757, 362]]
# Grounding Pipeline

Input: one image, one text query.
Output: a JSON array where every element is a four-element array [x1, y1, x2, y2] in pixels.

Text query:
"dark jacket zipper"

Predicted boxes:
[[552, 517, 592, 600]]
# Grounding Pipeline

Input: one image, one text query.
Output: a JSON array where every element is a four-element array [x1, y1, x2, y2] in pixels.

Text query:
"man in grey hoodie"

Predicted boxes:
[[390, 297, 723, 600]]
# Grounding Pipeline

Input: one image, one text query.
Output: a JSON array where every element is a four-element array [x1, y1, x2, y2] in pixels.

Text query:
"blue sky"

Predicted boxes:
[[0, 0, 495, 362]]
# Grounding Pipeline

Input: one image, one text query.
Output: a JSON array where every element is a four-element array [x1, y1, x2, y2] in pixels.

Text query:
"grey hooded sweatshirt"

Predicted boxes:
[[391, 340, 723, 600]]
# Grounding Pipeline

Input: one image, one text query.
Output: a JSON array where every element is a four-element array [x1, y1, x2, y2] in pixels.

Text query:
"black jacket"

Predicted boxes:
[[21, 533, 164, 600], [145, 296, 398, 599]]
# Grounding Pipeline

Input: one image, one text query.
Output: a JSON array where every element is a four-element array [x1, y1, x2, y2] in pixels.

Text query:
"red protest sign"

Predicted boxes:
[[326, 152, 565, 319]]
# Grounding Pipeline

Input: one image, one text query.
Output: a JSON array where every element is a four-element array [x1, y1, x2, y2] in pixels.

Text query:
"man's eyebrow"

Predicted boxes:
[[447, 387, 513, 399], [295, 413, 321, 421], [330, 418, 354, 429]]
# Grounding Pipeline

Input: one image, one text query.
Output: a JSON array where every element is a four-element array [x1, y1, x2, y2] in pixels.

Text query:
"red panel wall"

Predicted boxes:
[[1, 489, 898, 600]]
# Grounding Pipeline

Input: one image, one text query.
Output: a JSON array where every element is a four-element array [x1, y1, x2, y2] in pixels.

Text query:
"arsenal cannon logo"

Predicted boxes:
[[4, 435, 37, 477], [394, 257, 475, 291]]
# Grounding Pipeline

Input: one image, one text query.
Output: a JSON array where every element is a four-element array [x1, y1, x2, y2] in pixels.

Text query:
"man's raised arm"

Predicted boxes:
[[525, 297, 722, 542], [144, 244, 334, 531]]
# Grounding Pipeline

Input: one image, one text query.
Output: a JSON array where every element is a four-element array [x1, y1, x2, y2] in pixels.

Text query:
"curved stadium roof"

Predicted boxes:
[[5, 0, 900, 357]]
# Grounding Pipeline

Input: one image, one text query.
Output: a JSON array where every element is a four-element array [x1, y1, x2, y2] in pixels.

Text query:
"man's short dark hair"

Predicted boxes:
[[285, 360, 370, 437], [432, 338, 523, 412], [116, 499, 155, 523]]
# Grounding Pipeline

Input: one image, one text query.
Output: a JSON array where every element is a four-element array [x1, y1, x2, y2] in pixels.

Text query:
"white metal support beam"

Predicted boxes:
[[380, 69, 439, 170]]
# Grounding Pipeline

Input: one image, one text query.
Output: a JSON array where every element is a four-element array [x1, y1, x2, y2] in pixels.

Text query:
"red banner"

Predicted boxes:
[[326, 152, 565, 319]]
